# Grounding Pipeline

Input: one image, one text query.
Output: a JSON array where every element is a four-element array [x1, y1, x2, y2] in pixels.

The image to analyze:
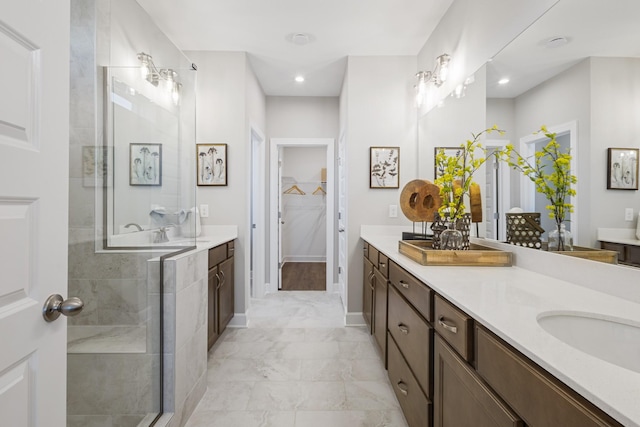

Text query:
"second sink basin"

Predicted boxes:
[[537, 311, 640, 373]]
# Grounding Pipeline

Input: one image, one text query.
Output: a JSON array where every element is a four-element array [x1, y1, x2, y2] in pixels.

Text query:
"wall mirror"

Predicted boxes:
[[419, 0, 640, 251], [99, 66, 196, 249]]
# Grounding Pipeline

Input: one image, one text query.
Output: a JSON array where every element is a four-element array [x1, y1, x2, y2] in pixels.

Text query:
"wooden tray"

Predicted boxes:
[[545, 245, 618, 264], [399, 240, 512, 267]]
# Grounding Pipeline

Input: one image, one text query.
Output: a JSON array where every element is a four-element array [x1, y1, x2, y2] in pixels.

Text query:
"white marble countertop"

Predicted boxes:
[[164, 225, 238, 260], [598, 227, 640, 247], [361, 226, 640, 427]]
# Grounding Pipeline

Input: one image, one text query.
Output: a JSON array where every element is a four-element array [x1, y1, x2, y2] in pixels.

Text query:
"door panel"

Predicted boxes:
[[0, 1, 70, 425]]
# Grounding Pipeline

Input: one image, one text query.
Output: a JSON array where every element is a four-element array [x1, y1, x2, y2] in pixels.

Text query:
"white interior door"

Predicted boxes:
[[337, 132, 347, 303], [0, 2, 70, 426], [277, 150, 284, 290]]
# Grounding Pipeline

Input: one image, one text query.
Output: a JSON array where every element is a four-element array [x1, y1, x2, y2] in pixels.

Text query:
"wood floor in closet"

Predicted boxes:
[[281, 262, 326, 291]]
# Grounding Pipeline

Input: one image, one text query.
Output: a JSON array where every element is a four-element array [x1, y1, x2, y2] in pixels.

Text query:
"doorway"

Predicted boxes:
[[269, 138, 335, 293], [485, 139, 511, 240], [250, 126, 266, 298], [519, 121, 578, 243]]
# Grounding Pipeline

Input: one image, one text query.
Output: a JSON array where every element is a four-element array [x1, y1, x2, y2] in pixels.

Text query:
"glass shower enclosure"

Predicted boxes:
[[67, 61, 196, 426]]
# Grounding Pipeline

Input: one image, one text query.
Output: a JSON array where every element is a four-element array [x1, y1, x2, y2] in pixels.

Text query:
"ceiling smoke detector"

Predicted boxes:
[[545, 36, 569, 49]]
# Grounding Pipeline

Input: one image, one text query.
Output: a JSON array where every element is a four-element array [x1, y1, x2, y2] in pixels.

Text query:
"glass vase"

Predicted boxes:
[[440, 222, 464, 250], [548, 223, 573, 251]]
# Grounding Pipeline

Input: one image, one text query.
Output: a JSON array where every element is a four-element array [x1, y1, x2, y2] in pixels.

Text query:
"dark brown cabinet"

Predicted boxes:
[[363, 243, 389, 362], [434, 334, 522, 427], [363, 255, 374, 334], [208, 240, 235, 350], [600, 240, 640, 266], [364, 241, 625, 427]]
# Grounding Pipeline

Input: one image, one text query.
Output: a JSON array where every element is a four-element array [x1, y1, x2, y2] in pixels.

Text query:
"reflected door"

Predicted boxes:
[[0, 1, 70, 425]]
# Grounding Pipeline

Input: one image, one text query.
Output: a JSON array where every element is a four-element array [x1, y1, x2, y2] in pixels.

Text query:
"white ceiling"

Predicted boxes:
[[486, 0, 640, 98], [136, 0, 454, 97]]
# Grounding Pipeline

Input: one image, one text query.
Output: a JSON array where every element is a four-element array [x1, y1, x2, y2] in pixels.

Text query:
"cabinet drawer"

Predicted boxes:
[[434, 335, 522, 427], [389, 261, 432, 322], [209, 244, 227, 267], [388, 284, 432, 397], [626, 245, 640, 265], [600, 242, 625, 262], [434, 295, 473, 362], [388, 333, 432, 427], [476, 325, 623, 427], [368, 245, 380, 266], [227, 240, 235, 258], [378, 253, 389, 277]]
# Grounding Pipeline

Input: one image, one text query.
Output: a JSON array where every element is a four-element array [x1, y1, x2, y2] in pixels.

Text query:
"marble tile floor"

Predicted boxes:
[[184, 291, 409, 427]]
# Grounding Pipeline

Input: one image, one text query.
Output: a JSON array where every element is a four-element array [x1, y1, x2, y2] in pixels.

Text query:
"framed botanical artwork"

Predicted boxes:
[[130, 143, 162, 186], [370, 147, 399, 188], [607, 147, 638, 190], [197, 143, 227, 186], [434, 146, 465, 179]]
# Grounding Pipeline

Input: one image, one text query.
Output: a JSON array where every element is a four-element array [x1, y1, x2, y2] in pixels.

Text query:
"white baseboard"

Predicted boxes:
[[227, 313, 247, 328], [345, 312, 365, 326]]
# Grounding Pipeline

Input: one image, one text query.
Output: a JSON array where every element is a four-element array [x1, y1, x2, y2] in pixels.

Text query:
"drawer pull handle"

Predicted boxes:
[[438, 316, 458, 334], [396, 381, 408, 396], [379, 262, 386, 268], [398, 324, 409, 335], [399, 281, 409, 289]]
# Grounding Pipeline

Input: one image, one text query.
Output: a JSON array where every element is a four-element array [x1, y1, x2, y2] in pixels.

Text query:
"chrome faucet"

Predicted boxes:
[[124, 223, 143, 232], [153, 227, 170, 243]]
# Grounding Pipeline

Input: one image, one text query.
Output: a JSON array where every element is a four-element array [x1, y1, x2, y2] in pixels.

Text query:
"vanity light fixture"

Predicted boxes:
[[414, 53, 451, 107], [137, 52, 181, 105]]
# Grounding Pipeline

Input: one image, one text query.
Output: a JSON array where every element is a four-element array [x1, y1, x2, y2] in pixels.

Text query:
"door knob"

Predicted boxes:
[[42, 294, 84, 322]]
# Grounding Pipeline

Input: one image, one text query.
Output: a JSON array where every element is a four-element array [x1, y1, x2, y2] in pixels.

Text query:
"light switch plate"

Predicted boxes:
[[389, 204, 398, 218], [200, 204, 209, 218]]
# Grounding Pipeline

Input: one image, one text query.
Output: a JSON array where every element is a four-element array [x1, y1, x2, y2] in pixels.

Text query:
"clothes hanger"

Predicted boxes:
[[283, 184, 305, 195], [312, 186, 326, 195]]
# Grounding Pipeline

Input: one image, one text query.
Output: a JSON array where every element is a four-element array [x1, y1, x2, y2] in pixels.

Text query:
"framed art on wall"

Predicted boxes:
[[607, 147, 638, 190], [130, 143, 162, 186], [370, 146, 399, 188], [197, 143, 227, 186]]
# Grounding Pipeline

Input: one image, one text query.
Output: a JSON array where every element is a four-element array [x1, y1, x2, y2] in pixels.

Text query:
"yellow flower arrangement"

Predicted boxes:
[[499, 126, 577, 250], [434, 125, 504, 221]]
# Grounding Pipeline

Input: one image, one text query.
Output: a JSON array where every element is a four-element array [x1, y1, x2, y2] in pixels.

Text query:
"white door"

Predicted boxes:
[[277, 150, 284, 290], [0, 2, 70, 426], [337, 132, 347, 303]]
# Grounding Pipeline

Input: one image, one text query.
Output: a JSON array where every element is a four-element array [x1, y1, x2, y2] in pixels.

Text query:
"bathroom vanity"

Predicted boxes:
[[362, 226, 640, 427]]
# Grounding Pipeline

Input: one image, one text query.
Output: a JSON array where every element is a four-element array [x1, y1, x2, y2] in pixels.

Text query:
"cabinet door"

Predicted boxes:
[[373, 267, 388, 363], [218, 256, 234, 333], [434, 335, 522, 427], [208, 265, 219, 349], [363, 257, 374, 334]]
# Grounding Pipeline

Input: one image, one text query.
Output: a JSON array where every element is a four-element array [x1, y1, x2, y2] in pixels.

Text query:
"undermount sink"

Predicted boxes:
[[537, 311, 640, 373]]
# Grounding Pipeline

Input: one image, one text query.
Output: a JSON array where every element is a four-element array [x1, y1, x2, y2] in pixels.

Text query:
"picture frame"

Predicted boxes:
[[197, 143, 227, 186], [370, 146, 399, 188], [130, 143, 162, 186], [434, 146, 465, 179], [607, 147, 638, 190]]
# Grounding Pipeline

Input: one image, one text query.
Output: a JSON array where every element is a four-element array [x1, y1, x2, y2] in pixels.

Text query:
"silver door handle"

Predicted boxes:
[[396, 381, 408, 396], [399, 280, 409, 289], [43, 294, 84, 322], [398, 324, 409, 335]]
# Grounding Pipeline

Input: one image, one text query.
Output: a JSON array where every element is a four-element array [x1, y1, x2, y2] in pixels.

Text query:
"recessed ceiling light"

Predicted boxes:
[[498, 78, 510, 85], [295, 75, 305, 83]]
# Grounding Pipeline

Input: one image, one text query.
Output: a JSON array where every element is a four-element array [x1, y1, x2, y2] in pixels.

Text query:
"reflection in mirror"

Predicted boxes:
[[485, 0, 640, 248], [101, 67, 197, 249]]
